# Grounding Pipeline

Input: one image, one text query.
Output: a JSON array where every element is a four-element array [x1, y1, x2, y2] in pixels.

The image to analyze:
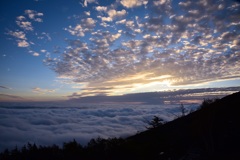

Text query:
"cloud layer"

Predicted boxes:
[[0, 87, 238, 151], [43, 0, 240, 97], [0, 103, 189, 151]]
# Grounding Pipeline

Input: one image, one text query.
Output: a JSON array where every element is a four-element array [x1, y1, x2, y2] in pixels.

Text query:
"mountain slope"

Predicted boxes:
[[123, 91, 240, 160]]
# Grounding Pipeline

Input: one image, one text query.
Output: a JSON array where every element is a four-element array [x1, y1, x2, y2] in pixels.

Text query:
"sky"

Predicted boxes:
[[0, 0, 240, 102]]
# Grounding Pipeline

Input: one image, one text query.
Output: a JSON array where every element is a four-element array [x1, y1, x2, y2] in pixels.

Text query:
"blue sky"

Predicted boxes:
[[0, 0, 240, 102]]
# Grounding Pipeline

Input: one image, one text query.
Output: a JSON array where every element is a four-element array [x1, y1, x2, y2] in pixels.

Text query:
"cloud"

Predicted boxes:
[[42, 0, 240, 97], [178, 1, 192, 7], [84, 11, 91, 16], [7, 30, 30, 47], [32, 87, 55, 94], [153, 0, 168, 6], [37, 32, 52, 41], [69, 87, 240, 104], [0, 86, 11, 90], [16, 16, 33, 31], [98, 16, 113, 22], [65, 18, 96, 36], [28, 50, 41, 57], [7, 31, 26, 40], [0, 94, 24, 102], [96, 9, 127, 22], [40, 49, 47, 53], [107, 9, 126, 19], [17, 40, 29, 47], [6, 9, 46, 49], [33, 52, 40, 56], [0, 99, 194, 151], [120, 0, 148, 8], [24, 10, 43, 22], [81, 0, 97, 7], [116, 19, 126, 24], [95, 6, 107, 12]]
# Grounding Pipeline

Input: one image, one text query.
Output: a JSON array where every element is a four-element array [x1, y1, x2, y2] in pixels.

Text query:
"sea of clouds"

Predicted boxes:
[[0, 103, 197, 152]]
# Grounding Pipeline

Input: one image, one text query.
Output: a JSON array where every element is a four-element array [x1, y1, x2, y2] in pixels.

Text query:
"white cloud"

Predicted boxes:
[[116, 19, 126, 24], [15, 16, 34, 31], [178, 1, 191, 7], [16, 20, 33, 31], [95, 6, 107, 12], [107, 9, 126, 19], [98, 16, 112, 22], [125, 20, 135, 28], [40, 49, 47, 53], [24, 10, 43, 22], [84, 18, 95, 27], [84, 11, 91, 16], [17, 40, 29, 47], [188, 10, 199, 15], [7, 31, 30, 47], [33, 52, 40, 56], [65, 18, 95, 37], [120, 0, 148, 8], [6, 9, 48, 49], [153, 0, 167, 6], [97, 9, 126, 22], [65, 25, 85, 37], [8, 31, 26, 39], [110, 33, 121, 42], [16, 16, 25, 21], [83, 0, 97, 7]]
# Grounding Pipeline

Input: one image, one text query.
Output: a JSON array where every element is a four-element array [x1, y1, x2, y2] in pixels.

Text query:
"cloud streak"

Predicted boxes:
[[0, 94, 24, 102], [32, 87, 55, 94], [68, 87, 240, 104], [0, 86, 11, 90]]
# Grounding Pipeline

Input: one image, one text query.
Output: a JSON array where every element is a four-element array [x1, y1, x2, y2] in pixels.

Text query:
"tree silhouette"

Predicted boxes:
[[180, 103, 187, 117], [199, 98, 219, 109], [146, 116, 164, 129]]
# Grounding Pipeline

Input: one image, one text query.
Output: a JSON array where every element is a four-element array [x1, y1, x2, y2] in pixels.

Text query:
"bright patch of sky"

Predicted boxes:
[[0, 0, 240, 101]]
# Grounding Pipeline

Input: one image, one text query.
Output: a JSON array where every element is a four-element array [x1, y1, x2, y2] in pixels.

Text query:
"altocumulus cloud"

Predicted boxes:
[[0, 103, 189, 151], [43, 0, 240, 97], [7, 9, 46, 55]]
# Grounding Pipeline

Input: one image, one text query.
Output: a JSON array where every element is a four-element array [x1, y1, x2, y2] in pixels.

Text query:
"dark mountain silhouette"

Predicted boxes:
[[1, 91, 240, 160], [123, 91, 240, 160]]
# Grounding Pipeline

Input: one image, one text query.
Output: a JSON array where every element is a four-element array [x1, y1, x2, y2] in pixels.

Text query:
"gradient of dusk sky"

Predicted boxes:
[[0, 0, 240, 102]]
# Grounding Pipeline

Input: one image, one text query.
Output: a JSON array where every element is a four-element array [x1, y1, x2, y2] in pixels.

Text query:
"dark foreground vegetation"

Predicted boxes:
[[1, 92, 240, 160]]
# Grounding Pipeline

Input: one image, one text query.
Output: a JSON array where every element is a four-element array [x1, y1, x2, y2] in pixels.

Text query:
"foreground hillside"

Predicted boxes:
[[124, 91, 240, 160], [1, 92, 239, 160]]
